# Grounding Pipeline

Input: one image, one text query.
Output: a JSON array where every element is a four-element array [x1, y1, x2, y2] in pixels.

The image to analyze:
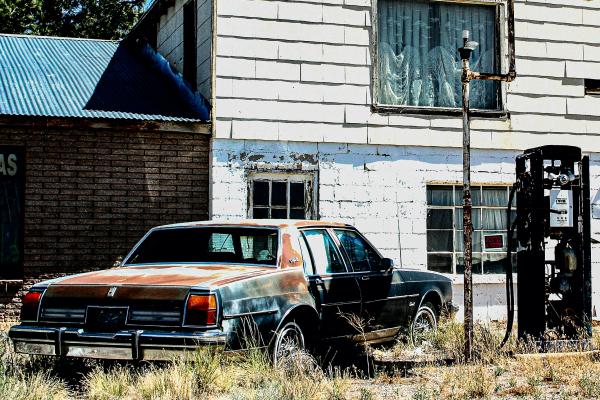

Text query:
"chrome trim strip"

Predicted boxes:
[[325, 326, 400, 342], [222, 309, 278, 320], [321, 300, 361, 307], [10, 326, 227, 341], [363, 294, 420, 304]]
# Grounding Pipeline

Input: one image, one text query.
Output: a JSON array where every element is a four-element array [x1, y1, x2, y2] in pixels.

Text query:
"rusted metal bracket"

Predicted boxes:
[[467, 0, 517, 84]]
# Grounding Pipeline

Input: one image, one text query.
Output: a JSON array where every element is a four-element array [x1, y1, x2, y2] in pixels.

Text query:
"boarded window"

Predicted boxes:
[[0, 146, 24, 279]]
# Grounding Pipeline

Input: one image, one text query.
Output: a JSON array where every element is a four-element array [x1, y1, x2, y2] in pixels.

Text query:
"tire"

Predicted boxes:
[[410, 302, 438, 346], [272, 321, 306, 365]]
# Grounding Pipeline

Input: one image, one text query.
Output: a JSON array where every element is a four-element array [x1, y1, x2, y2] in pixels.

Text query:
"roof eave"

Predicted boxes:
[[0, 114, 211, 134]]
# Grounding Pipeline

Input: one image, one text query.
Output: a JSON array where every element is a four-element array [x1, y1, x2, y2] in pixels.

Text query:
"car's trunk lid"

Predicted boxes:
[[39, 264, 272, 327]]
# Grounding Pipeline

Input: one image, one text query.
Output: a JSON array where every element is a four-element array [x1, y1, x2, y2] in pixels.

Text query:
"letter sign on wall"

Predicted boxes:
[[0, 146, 24, 278]]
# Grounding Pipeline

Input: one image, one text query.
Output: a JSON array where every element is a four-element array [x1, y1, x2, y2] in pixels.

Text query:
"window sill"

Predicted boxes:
[[372, 104, 509, 119]]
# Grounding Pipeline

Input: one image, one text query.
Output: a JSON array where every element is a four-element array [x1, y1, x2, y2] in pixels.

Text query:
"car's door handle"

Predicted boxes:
[[315, 278, 324, 285], [361, 276, 370, 281]]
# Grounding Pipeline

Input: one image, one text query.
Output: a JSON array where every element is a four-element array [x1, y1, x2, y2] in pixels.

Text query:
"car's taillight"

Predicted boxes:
[[185, 294, 217, 326], [21, 291, 43, 322]]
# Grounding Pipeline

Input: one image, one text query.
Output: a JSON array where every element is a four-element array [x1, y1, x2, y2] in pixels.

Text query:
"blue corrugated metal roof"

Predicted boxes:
[[0, 34, 209, 122]]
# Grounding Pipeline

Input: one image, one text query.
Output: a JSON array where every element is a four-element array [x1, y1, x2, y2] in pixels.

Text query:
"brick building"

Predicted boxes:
[[0, 34, 210, 319]]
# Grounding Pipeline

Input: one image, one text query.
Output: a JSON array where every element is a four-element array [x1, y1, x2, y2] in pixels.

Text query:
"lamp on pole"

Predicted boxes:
[[458, 30, 478, 362]]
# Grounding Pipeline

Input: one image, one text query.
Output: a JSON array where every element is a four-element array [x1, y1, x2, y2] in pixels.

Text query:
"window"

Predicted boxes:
[[376, 0, 500, 110], [302, 230, 346, 275], [0, 146, 24, 279], [334, 229, 382, 272], [183, 0, 197, 90], [426, 184, 515, 274], [249, 174, 315, 219], [585, 79, 600, 95]]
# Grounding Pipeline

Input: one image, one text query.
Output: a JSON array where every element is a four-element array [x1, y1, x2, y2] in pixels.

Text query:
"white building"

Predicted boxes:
[[134, 0, 600, 320]]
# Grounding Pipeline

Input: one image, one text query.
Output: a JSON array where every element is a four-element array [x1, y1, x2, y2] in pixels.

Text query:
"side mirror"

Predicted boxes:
[[381, 258, 395, 271]]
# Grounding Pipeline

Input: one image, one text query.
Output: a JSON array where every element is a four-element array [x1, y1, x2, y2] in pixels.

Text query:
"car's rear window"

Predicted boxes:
[[125, 227, 279, 266]]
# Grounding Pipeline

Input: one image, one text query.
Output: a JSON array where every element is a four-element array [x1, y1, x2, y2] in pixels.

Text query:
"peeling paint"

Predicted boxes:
[[291, 153, 317, 164], [248, 154, 264, 162]]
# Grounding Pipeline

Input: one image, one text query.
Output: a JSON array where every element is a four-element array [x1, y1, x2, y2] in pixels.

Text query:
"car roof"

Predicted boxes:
[[155, 219, 353, 230]]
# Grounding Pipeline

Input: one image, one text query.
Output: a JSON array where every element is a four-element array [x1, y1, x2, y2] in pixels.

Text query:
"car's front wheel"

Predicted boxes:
[[272, 321, 306, 365], [411, 302, 438, 346]]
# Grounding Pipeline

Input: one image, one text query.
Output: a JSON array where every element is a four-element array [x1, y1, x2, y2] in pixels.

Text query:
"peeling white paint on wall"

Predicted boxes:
[[210, 140, 600, 321]]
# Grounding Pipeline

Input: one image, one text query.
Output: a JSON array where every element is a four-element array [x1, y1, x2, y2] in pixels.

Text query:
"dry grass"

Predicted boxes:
[[0, 328, 71, 400], [37, 343, 349, 400], [2, 320, 600, 399]]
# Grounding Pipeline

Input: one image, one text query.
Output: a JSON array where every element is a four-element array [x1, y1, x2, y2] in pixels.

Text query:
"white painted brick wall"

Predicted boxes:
[[210, 139, 600, 320]]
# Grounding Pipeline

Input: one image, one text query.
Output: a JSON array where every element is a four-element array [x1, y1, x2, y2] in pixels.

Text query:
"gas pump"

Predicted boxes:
[[504, 145, 592, 349]]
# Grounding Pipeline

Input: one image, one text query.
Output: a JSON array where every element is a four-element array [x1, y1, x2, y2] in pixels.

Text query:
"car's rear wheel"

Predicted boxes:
[[272, 321, 306, 365], [411, 302, 438, 346]]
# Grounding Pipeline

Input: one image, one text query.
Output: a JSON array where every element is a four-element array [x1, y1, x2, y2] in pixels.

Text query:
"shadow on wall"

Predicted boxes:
[[84, 42, 209, 120]]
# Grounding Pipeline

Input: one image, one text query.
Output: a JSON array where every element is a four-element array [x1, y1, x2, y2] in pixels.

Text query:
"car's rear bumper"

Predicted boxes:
[[9, 325, 227, 361]]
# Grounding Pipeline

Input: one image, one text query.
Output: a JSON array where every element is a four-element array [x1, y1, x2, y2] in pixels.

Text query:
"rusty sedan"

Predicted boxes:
[[9, 220, 453, 361]]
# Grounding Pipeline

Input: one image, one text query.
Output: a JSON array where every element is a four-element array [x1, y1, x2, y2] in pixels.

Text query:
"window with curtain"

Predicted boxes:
[[377, 0, 500, 110], [426, 184, 516, 274]]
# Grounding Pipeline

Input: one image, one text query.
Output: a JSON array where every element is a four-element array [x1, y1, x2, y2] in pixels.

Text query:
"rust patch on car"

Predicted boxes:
[[279, 232, 302, 269], [52, 264, 272, 288]]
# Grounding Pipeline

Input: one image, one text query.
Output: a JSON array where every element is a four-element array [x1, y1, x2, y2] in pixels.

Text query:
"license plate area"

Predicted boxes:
[[85, 306, 128, 332]]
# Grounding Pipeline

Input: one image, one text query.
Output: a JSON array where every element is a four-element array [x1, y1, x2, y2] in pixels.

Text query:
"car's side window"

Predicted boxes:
[[302, 229, 346, 275], [334, 229, 382, 272]]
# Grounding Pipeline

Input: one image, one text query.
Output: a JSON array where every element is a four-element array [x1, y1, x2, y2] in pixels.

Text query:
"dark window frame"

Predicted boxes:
[[371, 0, 508, 118], [248, 172, 316, 220]]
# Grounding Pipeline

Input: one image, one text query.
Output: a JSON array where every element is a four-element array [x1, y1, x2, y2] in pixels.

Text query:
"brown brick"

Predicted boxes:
[[0, 124, 210, 319]]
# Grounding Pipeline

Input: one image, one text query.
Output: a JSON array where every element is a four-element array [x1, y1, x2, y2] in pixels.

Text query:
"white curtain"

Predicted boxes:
[[378, 0, 498, 109]]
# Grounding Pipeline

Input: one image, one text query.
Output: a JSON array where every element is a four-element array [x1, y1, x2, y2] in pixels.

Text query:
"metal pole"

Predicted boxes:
[[461, 57, 473, 362]]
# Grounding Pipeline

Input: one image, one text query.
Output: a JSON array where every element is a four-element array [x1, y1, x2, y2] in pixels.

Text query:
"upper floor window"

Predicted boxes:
[[376, 0, 500, 110], [426, 184, 515, 275], [249, 173, 315, 220]]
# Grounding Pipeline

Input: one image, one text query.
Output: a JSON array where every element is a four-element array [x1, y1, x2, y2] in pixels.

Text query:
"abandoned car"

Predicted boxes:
[[10, 220, 453, 361]]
